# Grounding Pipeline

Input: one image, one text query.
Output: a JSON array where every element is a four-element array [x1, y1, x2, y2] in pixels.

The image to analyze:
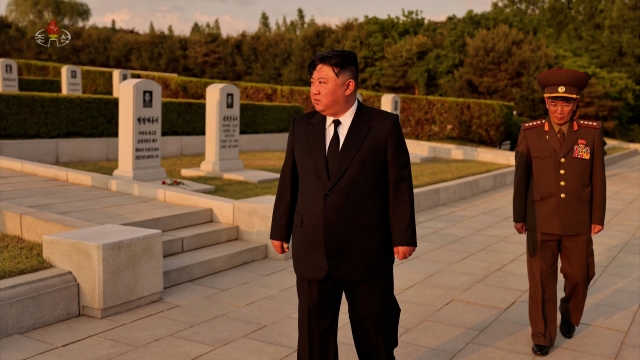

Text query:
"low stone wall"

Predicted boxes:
[[0, 133, 289, 164], [406, 139, 515, 165], [0, 268, 79, 338]]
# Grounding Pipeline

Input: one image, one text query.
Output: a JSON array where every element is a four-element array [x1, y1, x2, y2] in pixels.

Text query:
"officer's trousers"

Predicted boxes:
[[526, 231, 595, 346]]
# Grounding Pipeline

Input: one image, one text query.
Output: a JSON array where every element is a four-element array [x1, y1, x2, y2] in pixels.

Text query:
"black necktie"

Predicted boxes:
[[327, 119, 341, 180], [558, 128, 565, 148]]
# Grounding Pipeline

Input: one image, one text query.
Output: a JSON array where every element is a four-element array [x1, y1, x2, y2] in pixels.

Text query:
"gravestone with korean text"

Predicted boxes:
[[381, 94, 401, 116], [0, 59, 19, 92], [61, 65, 82, 94], [112, 69, 131, 97], [181, 83, 279, 183], [200, 83, 244, 173], [113, 79, 167, 181]]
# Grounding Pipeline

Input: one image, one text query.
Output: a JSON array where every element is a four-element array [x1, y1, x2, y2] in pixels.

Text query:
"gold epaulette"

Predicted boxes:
[[577, 120, 601, 129], [522, 120, 546, 130]]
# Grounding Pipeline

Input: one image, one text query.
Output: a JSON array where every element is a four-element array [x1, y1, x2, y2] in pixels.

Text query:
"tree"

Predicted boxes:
[[5, 0, 91, 28], [111, 19, 115, 30], [258, 11, 271, 34], [148, 21, 156, 35], [449, 24, 554, 118], [168, 25, 174, 36]]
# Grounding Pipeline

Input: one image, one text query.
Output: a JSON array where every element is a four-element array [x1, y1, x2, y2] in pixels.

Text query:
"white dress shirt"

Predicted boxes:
[[325, 100, 358, 154]]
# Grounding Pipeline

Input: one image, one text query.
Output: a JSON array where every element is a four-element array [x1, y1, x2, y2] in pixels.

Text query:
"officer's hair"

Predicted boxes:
[[308, 50, 359, 88]]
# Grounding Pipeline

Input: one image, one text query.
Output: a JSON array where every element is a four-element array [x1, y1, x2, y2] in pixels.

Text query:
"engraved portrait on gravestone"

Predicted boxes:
[[143, 91, 153, 108], [5, 64, 12, 74], [226, 93, 234, 108], [71, 70, 77, 79], [123, 74, 128, 81], [394, 100, 398, 112]]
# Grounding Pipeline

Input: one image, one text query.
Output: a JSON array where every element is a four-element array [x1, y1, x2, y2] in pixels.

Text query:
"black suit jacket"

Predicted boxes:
[[270, 101, 417, 282]]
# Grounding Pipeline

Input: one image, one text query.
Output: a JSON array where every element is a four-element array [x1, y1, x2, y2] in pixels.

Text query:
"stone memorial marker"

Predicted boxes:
[[0, 59, 19, 92], [182, 83, 279, 183], [381, 93, 401, 115], [61, 65, 82, 94], [112, 69, 131, 97], [113, 79, 167, 181]]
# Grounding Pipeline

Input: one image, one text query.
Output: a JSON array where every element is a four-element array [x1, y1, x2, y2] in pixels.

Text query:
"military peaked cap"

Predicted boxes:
[[537, 69, 590, 99]]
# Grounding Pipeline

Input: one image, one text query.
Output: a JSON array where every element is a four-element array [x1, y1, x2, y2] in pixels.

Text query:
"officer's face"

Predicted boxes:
[[546, 98, 577, 125]]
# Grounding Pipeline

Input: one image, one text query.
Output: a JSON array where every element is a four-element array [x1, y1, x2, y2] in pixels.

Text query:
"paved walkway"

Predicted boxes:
[[2, 155, 638, 360]]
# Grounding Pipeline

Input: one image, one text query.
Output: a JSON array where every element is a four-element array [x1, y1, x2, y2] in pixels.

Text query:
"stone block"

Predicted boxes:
[[0, 139, 58, 164], [163, 234, 182, 257], [161, 136, 182, 158], [21, 211, 96, 243], [22, 162, 68, 181], [234, 195, 289, 260], [239, 133, 288, 152], [413, 187, 440, 212], [0, 202, 38, 237], [43, 224, 163, 318], [0, 268, 79, 338], [0, 155, 23, 171], [165, 222, 238, 252], [164, 188, 234, 224], [183, 135, 206, 155], [108, 178, 165, 201], [66, 169, 111, 189], [58, 138, 108, 163]]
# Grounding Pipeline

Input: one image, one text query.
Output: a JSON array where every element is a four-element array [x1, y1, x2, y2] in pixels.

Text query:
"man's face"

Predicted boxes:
[[545, 98, 577, 125], [310, 64, 354, 117]]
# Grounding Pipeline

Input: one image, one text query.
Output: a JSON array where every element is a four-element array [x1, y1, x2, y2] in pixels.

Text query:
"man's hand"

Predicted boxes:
[[271, 240, 289, 254], [592, 224, 604, 235], [394, 246, 415, 261], [514, 222, 526, 234]]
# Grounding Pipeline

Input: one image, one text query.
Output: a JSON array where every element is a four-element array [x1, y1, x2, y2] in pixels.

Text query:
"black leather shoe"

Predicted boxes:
[[560, 317, 576, 339], [532, 344, 550, 356]]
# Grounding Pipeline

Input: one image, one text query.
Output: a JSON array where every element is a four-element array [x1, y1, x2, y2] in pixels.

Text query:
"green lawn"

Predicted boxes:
[[59, 151, 509, 200], [0, 234, 52, 280]]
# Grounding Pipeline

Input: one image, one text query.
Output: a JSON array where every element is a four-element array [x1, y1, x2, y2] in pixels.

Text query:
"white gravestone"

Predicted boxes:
[[61, 65, 82, 94], [112, 69, 131, 97], [113, 79, 167, 181], [381, 94, 401, 115], [0, 59, 19, 92], [181, 83, 279, 183]]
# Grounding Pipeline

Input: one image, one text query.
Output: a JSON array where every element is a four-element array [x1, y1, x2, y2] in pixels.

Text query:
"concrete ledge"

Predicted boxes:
[[406, 139, 515, 165], [0, 156, 23, 171], [67, 169, 111, 189], [43, 224, 163, 318], [0, 268, 79, 338], [605, 149, 638, 167], [0, 202, 38, 238], [21, 211, 96, 243], [22, 162, 68, 181], [234, 195, 290, 260], [164, 189, 234, 224], [107, 178, 166, 201]]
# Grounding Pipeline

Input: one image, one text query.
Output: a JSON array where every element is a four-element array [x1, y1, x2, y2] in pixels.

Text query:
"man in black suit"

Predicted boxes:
[[270, 50, 417, 360]]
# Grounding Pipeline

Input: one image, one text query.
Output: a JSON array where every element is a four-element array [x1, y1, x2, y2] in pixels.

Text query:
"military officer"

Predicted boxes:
[[513, 69, 606, 356]]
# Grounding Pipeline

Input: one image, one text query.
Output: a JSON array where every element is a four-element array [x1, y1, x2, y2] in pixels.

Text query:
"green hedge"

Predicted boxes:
[[18, 76, 61, 93], [14, 59, 515, 146], [0, 93, 303, 139]]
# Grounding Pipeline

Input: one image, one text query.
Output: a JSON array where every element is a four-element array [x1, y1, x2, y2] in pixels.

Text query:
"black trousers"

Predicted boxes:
[[296, 271, 400, 360]]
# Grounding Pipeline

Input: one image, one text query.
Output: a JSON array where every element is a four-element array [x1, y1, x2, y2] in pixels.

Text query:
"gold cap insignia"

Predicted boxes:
[[558, 86, 566, 93]]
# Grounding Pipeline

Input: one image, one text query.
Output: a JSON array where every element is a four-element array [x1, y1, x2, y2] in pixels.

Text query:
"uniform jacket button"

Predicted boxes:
[[561, 158, 566, 163], [326, 191, 330, 196], [561, 194, 566, 198], [560, 170, 565, 174], [560, 181, 566, 186]]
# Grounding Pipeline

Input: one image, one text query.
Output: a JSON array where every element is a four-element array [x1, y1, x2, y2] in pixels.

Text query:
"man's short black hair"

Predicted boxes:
[[308, 50, 359, 87]]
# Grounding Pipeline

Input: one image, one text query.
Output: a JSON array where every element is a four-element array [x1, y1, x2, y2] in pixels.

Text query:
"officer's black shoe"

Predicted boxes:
[[532, 344, 550, 356], [560, 317, 576, 339]]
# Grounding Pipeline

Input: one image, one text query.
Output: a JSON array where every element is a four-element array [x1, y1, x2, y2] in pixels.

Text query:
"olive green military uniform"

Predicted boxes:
[[513, 69, 607, 347]]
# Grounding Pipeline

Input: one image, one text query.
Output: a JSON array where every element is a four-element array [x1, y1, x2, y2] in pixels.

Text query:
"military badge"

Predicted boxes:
[[578, 139, 586, 145], [544, 122, 549, 132], [573, 144, 591, 159], [558, 86, 565, 93], [573, 121, 578, 131]]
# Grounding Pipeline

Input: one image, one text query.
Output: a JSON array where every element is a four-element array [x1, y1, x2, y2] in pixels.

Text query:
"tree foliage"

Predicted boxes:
[[1, 2, 638, 141]]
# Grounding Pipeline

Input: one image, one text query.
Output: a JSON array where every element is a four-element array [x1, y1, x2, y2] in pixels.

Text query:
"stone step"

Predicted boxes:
[[162, 222, 239, 257], [162, 240, 267, 288], [92, 206, 212, 232], [410, 153, 434, 163]]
